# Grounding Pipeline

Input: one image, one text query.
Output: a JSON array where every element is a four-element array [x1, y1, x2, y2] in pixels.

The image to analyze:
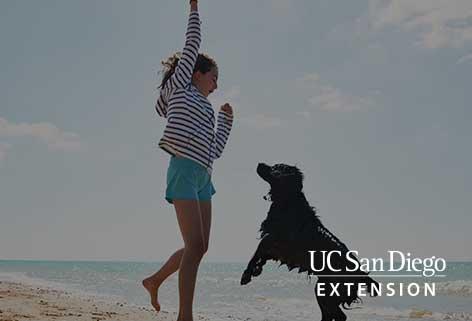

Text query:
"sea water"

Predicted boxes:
[[1, 260, 471, 321]]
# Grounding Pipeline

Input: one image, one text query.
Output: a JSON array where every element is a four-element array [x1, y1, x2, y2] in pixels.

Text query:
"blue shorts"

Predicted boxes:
[[165, 156, 216, 204]]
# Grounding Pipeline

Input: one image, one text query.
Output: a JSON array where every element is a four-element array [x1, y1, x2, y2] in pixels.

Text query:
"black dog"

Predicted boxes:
[[240, 163, 378, 321]]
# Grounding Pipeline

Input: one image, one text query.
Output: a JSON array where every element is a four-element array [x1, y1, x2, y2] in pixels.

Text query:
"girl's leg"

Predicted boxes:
[[198, 201, 212, 252], [142, 248, 184, 312], [174, 199, 206, 321]]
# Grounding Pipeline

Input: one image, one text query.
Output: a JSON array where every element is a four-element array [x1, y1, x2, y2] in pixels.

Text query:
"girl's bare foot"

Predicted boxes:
[[142, 277, 162, 312]]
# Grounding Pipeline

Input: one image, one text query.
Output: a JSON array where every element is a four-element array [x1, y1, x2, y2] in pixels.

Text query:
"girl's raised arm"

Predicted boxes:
[[164, 1, 201, 90], [155, 1, 202, 117]]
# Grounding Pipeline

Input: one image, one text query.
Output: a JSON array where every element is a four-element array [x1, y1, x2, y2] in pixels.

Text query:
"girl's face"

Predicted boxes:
[[193, 67, 218, 97]]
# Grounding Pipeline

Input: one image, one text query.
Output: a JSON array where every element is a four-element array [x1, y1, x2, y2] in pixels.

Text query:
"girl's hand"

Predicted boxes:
[[220, 103, 233, 116], [190, 0, 198, 11]]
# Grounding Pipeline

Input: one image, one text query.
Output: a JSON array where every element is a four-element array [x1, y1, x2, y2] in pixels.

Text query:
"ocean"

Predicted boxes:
[[1, 260, 471, 321]]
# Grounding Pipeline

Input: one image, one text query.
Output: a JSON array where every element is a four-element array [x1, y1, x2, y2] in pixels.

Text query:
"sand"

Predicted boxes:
[[0, 281, 212, 321]]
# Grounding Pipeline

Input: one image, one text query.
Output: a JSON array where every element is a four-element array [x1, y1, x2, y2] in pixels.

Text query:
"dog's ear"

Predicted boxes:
[[290, 166, 304, 190], [291, 178, 303, 192], [294, 165, 304, 180]]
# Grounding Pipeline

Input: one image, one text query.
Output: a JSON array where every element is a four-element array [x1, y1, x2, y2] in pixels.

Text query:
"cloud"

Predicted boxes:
[[210, 86, 282, 129], [0, 142, 11, 163], [240, 114, 282, 129], [263, 0, 299, 25], [209, 86, 241, 111], [295, 111, 311, 120], [0, 117, 82, 152], [457, 53, 472, 64], [270, 0, 292, 13], [296, 73, 374, 112], [367, 0, 472, 49]]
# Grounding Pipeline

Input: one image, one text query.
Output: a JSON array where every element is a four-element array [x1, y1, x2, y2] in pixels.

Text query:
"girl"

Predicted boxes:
[[143, 1, 233, 321]]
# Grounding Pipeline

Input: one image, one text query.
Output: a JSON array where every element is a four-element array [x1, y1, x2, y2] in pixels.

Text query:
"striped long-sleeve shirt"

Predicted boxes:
[[155, 10, 233, 171]]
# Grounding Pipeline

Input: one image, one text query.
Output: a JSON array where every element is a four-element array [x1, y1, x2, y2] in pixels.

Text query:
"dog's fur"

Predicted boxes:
[[240, 163, 378, 321]]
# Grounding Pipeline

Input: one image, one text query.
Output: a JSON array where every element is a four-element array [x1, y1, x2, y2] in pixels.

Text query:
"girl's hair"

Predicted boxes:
[[159, 52, 217, 88]]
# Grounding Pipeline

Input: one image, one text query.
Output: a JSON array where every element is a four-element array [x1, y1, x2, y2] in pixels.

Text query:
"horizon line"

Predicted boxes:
[[1, 258, 472, 263]]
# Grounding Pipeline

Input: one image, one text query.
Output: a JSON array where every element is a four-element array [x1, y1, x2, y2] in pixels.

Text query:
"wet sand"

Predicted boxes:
[[0, 280, 212, 321]]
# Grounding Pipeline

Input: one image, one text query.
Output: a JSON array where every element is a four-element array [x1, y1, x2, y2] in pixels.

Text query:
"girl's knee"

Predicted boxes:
[[184, 241, 205, 259]]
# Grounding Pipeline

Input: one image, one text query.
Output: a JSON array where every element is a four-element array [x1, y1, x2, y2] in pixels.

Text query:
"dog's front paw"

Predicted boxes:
[[253, 264, 263, 277], [240, 270, 252, 285]]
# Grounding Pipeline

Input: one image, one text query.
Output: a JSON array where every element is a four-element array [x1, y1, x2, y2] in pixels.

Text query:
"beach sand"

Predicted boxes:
[[0, 281, 212, 321]]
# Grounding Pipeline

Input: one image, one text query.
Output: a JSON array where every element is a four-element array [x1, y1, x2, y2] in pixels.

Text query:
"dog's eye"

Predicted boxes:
[[272, 164, 287, 172], [272, 166, 289, 175]]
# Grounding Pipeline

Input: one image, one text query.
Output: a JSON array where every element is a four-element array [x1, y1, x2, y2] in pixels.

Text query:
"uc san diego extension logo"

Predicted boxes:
[[309, 250, 446, 297]]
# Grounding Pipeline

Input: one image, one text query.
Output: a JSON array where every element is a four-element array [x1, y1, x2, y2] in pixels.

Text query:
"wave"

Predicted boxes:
[[0, 271, 123, 303], [352, 306, 472, 320], [3, 271, 471, 320], [0, 271, 59, 288], [434, 280, 472, 297]]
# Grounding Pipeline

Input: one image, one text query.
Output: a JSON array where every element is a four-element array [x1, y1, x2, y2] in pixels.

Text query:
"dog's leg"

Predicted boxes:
[[316, 285, 336, 321], [240, 247, 265, 285], [332, 306, 347, 321], [252, 256, 267, 276], [240, 235, 272, 285]]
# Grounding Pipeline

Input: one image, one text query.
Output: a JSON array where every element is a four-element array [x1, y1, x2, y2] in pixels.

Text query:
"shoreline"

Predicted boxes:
[[1, 271, 471, 321], [0, 280, 212, 321]]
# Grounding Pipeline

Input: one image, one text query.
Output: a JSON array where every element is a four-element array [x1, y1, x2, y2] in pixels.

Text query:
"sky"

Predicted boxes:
[[1, 0, 471, 262]]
